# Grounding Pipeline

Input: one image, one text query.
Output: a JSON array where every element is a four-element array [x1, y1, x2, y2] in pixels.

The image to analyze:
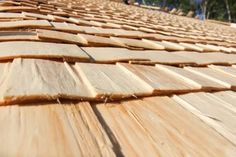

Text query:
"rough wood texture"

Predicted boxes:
[[213, 91, 236, 108], [0, 102, 115, 157], [156, 64, 227, 91], [0, 0, 235, 155], [111, 37, 165, 50], [95, 96, 236, 157], [133, 50, 195, 65], [209, 65, 236, 77], [77, 33, 126, 47], [0, 31, 38, 41], [81, 47, 150, 62], [0, 59, 93, 104], [173, 92, 236, 145], [117, 63, 200, 94], [76, 62, 153, 98], [0, 41, 90, 61], [37, 29, 88, 45], [185, 67, 236, 89], [0, 20, 51, 29], [174, 51, 234, 65]]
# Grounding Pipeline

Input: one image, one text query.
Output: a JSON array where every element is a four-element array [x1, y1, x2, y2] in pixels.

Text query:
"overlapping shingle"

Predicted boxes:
[[0, 41, 90, 61], [185, 67, 236, 89], [156, 64, 227, 91], [37, 29, 88, 45], [95, 96, 236, 156], [117, 63, 200, 94], [0, 0, 235, 155], [76, 62, 153, 98], [0, 59, 93, 104], [173, 92, 236, 145], [0, 102, 115, 157], [0, 19, 52, 29]]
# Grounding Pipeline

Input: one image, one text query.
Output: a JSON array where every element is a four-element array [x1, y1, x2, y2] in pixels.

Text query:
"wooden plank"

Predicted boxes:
[[179, 42, 204, 52], [0, 102, 115, 157], [95, 96, 236, 157], [95, 102, 160, 157], [81, 47, 150, 63], [135, 50, 195, 65], [0, 41, 90, 61], [185, 67, 236, 89], [113, 29, 145, 38], [143, 39, 185, 51], [110, 37, 165, 50], [51, 22, 84, 33], [0, 59, 93, 105], [213, 91, 236, 108], [124, 96, 236, 156], [0, 6, 37, 12], [0, 63, 9, 85], [174, 51, 231, 65], [0, 13, 24, 19], [70, 17, 102, 27], [0, 31, 38, 41], [0, 20, 52, 29], [75, 63, 153, 98], [48, 14, 72, 23], [156, 64, 227, 91], [117, 63, 200, 94], [82, 48, 193, 64], [22, 12, 53, 20], [209, 65, 236, 77], [195, 43, 220, 52], [173, 92, 236, 145], [81, 27, 116, 36], [77, 34, 126, 47], [36, 29, 88, 45]]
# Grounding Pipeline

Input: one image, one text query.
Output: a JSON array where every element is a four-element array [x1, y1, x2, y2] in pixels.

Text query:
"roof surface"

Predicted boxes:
[[0, 0, 236, 156]]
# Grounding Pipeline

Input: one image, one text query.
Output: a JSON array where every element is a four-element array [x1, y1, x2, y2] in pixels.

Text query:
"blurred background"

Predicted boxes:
[[124, 0, 236, 23]]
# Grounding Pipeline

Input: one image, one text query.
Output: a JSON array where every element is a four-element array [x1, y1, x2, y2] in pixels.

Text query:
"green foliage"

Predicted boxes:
[[142, 0, 236, 22]]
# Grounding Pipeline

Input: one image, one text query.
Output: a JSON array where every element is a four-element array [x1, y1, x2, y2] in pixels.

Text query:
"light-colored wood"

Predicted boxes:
[[173, 92, 236, 145], [179, 42, 204, 52], [0, 102, 116, 157], [37, 29, 88, 45], [213, 91, 236, 108], [95, 96, 236, 157], [156, 64, 227, 91], [70, 17, 102, 27], [0, 20, 52, 29], [133, 50, 195, 65], [22, 12, 53, 20], [185, 67, 236, 89], [138, 27, 156, 33], [81, 47, 150, 62], [95, 102, 161, 157], [0, 12, 24, 19], [174, 51, 232, 65], [209, 65, 236, 77], [51, 22, 84, 33], [77, 33, 126, 47], [0, 59, 93, 104], [195, 43, 221, 52], [0, 63, 10, 85], [0, 6, 37, 12], [0, 31, 38, 41], [111, 37, 165, 50], [80, 26, 115, 36], [143, 39, 185, 51], [117, 63, 200, 94], [76, 62, 153, 98], [0, 41, 90, 61]]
